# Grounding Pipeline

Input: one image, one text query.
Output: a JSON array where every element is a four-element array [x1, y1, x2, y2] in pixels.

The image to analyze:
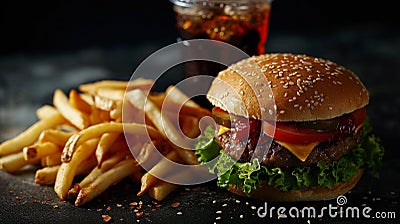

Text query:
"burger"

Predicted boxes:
[[195, 53, 384, 201]]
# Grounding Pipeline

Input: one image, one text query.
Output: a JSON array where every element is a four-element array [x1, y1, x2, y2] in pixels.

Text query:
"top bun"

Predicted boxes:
[[207, 53, 369, 122]]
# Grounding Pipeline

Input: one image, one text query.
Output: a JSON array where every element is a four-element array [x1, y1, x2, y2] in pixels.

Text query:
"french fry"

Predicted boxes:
[[99, 150, 131, 172], [126, 78, 154, 91], [44, 152, 62, 167], [67, 169, 101, 200], [148, 180, 178, 201], [38, 129, 74, 146], [62, 122, 161, 163], [165, 85, 200, 108], [148, 93, 166, 109], [35, 165, 60, 185], [96, 88, 125, 101], [53, 89, 90, 130], [79, 93, 94, 106], [0, 151, 40, 173], [89, 106, 107, 125], [109, 100, 123, 121], [79, 80, 129, 94], [95, 132, 121, 165], [137, 172, 157, 196], [0, 113, 66, 156], [134, 142, 163, 170], [35, 156, 96, 186], [75, 158, 140, 206], [54, 138, 99, 200], [69, 89, 92, 114], [164, 85, 211, 118], [76, 155, 97, 176], [137, 151, 180, 196], [23, 142, 60, 163], [93, 95, 115, 111], [36, 105, 60, 120], [180, 115, 201, 138]]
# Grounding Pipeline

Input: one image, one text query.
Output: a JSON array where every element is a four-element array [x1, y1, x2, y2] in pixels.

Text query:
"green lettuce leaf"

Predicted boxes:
[[194, 126, 221, 164]]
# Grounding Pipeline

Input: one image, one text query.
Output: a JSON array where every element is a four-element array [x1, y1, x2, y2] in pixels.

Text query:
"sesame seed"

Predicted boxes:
[[279, 110, 285, 114], [328, 106, 333, 110], [216, 211, 222, 214]]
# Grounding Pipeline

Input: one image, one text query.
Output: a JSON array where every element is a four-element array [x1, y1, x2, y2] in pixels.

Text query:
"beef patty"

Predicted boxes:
[[217, 128, 364, 168]]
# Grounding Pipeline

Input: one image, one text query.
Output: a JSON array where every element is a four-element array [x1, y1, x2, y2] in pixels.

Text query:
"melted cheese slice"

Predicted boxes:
[[275, 140, 319, 162], [217, 126, 231, 136], [217, 126, 320, 162]]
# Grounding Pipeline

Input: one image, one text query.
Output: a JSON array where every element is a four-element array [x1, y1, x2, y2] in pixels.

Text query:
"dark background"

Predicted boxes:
[[0, 0, 398, 55]]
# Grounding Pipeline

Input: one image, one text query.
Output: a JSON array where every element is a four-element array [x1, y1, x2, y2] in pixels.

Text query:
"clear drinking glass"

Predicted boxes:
[[171, 0, 272, 56]]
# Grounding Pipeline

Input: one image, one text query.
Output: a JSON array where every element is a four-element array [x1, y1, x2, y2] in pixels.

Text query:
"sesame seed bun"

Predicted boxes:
[[229, 169, 363, 201], [207, 53, 369, 122]]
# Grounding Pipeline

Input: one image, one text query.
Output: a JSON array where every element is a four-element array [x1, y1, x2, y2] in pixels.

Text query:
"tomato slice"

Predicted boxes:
[[262, 108, 366, 145], [262, 121, 337, 144]]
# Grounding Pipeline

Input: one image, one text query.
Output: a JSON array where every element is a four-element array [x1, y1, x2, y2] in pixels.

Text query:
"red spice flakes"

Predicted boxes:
[[15, 196, 21, 200], [171, 202, 180, 208], [97, 208, 103, 212], [53, 205, 59, 209], [106, 206, 111, 211], [44, 197, 51, 201], [136, 212, 144, 218], [32, 199, 38, 203], [7, 189, 13, 194], [102, 214, 112, 223]]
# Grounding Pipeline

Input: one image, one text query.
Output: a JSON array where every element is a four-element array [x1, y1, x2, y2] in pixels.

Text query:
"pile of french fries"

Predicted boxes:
[[0, 78, 211, 206]]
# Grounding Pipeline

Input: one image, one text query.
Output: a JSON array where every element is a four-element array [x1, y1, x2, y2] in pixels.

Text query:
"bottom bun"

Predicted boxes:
[[229, 169, 363, 201]]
